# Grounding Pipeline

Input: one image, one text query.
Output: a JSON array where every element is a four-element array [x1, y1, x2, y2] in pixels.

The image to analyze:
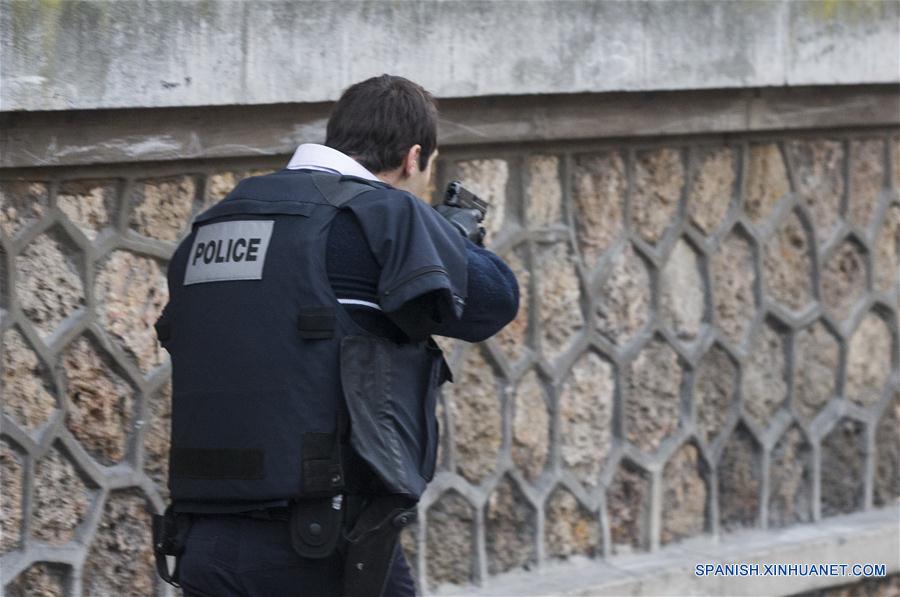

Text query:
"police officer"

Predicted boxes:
[[152, 74, 519, 597]]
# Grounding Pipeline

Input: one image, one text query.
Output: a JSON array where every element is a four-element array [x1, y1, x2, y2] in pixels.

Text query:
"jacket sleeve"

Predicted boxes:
[[343, 190, 468, 318], [385, 239, 520, 343], [428, 239, 519, 342]]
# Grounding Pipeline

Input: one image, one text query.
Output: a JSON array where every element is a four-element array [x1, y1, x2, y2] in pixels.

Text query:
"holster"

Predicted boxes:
[[340, 495, 417, 597], [151, 505, 192, 587]]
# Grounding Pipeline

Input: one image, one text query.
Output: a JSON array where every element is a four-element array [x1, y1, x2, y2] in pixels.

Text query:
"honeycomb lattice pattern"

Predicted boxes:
[[1, 134, 898, 594]]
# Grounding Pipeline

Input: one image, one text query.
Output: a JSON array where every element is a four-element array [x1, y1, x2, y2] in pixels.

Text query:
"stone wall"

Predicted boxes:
[[4, 0, 899, 112], [1, 129, 898, 595]]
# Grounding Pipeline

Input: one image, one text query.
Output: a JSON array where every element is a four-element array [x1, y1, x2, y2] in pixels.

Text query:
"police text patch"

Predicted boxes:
[[184, 220, 274, 285]]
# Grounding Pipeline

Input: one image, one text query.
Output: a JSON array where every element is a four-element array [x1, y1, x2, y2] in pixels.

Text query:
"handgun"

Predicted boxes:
[[436, 181, 489, 246]]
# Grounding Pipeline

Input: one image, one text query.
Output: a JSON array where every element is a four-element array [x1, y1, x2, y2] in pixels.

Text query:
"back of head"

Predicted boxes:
[[325, 74, 438, 173]]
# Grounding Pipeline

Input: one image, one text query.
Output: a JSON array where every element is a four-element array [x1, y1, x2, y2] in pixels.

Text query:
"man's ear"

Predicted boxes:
[[404, 144, 422, 177]]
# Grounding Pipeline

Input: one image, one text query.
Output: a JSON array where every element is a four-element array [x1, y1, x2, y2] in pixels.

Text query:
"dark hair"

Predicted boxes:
[[325, 74, 438, 173]]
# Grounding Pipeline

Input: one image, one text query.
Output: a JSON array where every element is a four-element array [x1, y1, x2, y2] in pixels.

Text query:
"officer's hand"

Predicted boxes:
[[434, 204, 486, 246]]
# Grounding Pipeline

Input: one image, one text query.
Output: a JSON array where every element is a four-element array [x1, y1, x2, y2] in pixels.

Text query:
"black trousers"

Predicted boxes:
[[178, 515, 416, 597]]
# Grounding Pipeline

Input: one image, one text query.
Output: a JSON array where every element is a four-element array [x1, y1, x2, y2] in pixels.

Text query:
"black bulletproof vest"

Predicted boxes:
[[157, 170, 455, 504]]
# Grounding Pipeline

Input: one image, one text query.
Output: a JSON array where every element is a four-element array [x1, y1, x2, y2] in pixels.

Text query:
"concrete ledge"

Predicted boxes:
[[438, 506, 900, 597], [2, 85, 898, 169]]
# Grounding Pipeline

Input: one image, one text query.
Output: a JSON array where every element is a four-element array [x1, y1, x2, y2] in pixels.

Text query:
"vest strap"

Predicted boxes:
[[297, 306, 336, 339], [311, 172, 378, 207], [171, 448, 265, 480]]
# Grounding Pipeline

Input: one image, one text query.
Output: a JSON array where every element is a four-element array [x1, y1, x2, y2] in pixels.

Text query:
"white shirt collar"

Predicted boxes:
[[286, 143, 381, 182]]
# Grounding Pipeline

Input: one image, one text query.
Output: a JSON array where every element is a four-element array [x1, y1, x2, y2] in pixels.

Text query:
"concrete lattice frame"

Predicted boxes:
[[1, 128, 898, 596]]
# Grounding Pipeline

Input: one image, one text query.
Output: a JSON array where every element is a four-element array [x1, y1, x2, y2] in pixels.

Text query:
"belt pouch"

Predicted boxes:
[[289, 496, 344, 559]]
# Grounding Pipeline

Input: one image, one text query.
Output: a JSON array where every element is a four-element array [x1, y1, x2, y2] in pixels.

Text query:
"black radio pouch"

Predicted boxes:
[[289, 495, 344, 559]]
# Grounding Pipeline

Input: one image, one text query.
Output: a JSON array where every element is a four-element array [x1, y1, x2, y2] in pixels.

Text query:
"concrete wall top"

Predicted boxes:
[[2, 0, 899, 113]]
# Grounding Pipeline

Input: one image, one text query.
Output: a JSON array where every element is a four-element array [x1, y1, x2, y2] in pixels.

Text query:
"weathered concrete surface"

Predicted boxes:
[[3, 86, 898, 168], [3, 0, 898, 112]]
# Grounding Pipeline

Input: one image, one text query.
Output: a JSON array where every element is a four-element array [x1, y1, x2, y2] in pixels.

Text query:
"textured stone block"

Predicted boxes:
[[768, 426, 812, 528], [432, 334, 458, 358], [426, 491, 475, 587], [31, 447, 92, 544], [5, 563, 69, 597], [545, 488, 598, 558], [246, 168, 276, 178], [625, 338, 682, 454], [742, 322, 788, 429], [659, 238, 705, 342], [446, 348, 502, 483], [694, 344, 736, 446], [822, 238, 867, 322], [874, 392, 900, 507], [894, 137, 900, 190], [594, 242, 650, 346], [573, 152, 625, 267], [1, 243, 6, 307], [512, 370, 550, 483], [129, 175, 196, 242], [2, 328, 57, 432], [57, 179, 117, 240], [873, 202, 900, 294], [718, 425, 761, 531], [848, 139, 886, 230], [712, 230, 756, 346], [435, 398, 448, 472], [821, 419, 866, 517], [94, 251, 168, 373], [661, 443, 708, 545], [688, 146, 736, 235], [63, 336, 135, 465], [494, 247, 530, 364], [0, 181, 48, 237], [16, 230, 85, 337], [793, 321, 839, 422], [785, 139, 844, 242], [400, 522, 419, 587], [846, 312, 892, 408], [744, 143, 790, 225], [1, 440, 23, 555], [631, 148, 684, 244], [486, 477, 537, 575], [83, 490, 156, 597], [536, 242, 584, 363], [526, 155, 562, 227], [763, 211, 814, 312], [607, 460, 651, 554], [559, 353, 614, 488], [456, 159, 508, 238], [143, 382, 171, 502], [204, 171, 239, 208]]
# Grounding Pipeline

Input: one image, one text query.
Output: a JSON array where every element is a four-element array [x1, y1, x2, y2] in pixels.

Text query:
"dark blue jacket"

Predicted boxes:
[[159, 169, 518, 511]]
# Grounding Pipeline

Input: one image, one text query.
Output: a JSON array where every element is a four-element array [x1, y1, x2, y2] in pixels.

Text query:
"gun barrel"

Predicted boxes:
[[444, 181, 488, 215]]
